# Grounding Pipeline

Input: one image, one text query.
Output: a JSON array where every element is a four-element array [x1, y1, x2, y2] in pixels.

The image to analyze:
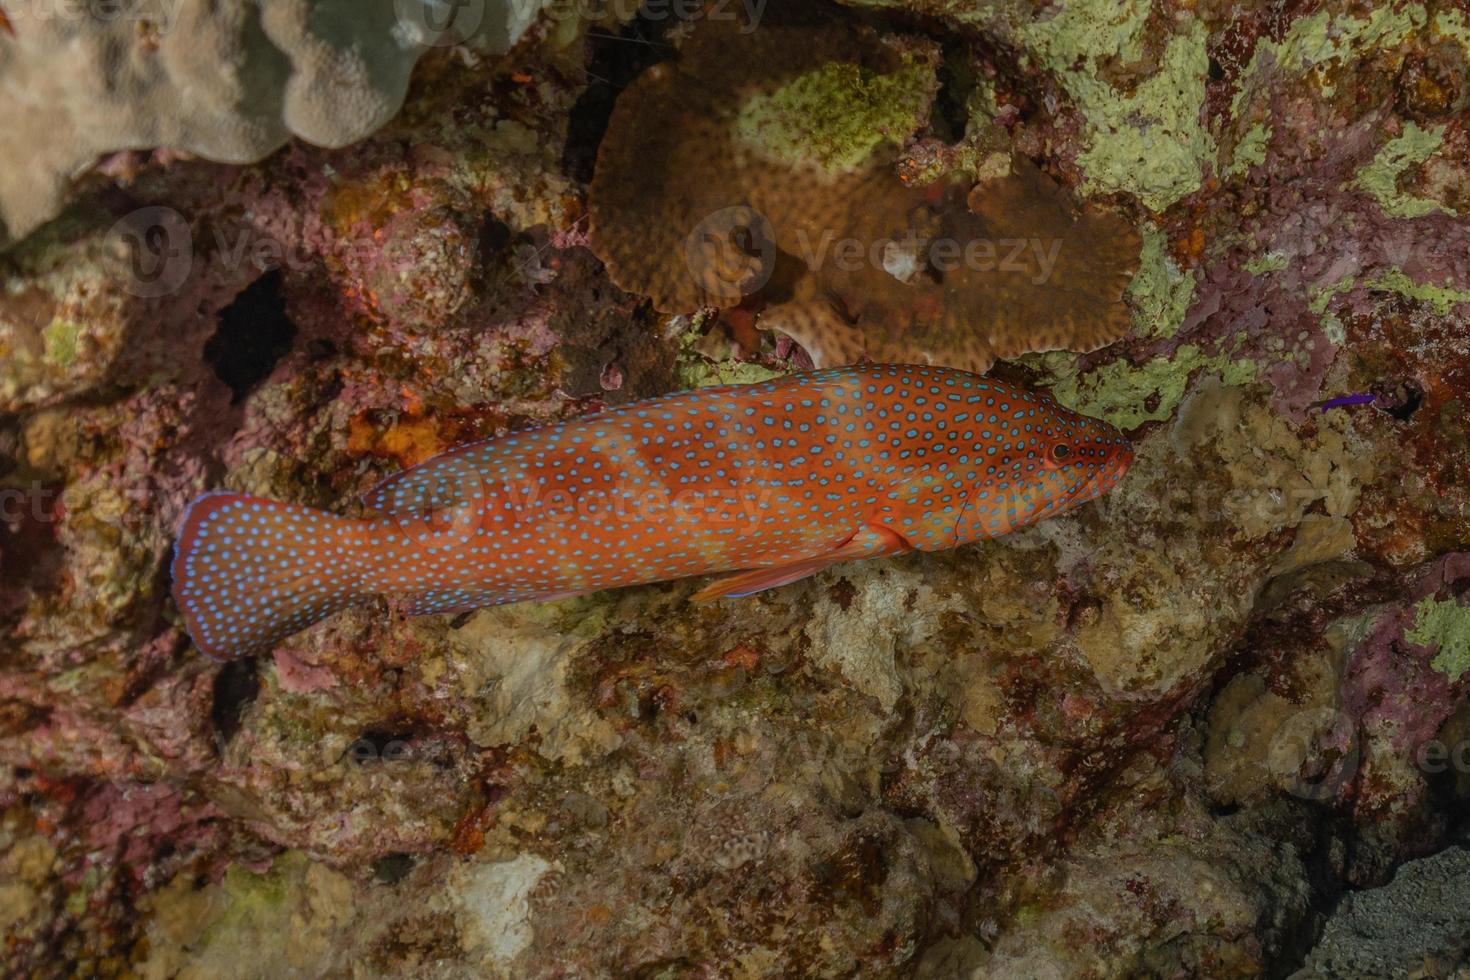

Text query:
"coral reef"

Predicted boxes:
[[2, 0, 1470, 976]]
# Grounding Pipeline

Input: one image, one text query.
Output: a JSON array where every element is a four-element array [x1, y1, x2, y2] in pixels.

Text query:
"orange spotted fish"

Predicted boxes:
[[171, 365, 1131, 659]]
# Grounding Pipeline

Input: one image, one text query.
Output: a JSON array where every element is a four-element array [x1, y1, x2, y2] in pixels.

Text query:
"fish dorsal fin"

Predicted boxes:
[[359, 370, 864, 517], [360, 444, 498, 517], [691, 524, 909, 600]]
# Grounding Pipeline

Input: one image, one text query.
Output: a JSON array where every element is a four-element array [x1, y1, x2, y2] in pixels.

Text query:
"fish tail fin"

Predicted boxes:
[[170, 491, 367, 660]]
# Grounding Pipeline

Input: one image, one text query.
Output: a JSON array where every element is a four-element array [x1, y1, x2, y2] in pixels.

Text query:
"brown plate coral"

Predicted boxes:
[[589, 13, 1142, 372]]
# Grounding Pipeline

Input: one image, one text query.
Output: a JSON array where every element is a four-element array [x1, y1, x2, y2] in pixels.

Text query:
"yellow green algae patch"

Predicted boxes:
[[1308, 275, 1356, 315], [1275, 5, 1425, 77], [1232, 5, 1428, 113], [1045, 343, 1257, 431], [1128, 225, 1197, 339], [1367, 269, 1470, 316], [1437, 9, 1470, 54], [1308, 268, 1470, 341], [735, 55, 937, 174], [1353, 122, 1451, 218], [675, 318, 788, 389], [1405, 597, 1470, 681], [1225, 123, 1271, 179], [1019, 2, 1213, 213], [1245, 251, 1288, 275], [140, 851, 358, 978], [42, 319, 84, 368]]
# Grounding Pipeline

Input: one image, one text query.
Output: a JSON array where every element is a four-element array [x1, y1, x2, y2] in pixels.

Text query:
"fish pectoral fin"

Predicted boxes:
[[691, 524, 911, 601], [690, 557, 841, 601]]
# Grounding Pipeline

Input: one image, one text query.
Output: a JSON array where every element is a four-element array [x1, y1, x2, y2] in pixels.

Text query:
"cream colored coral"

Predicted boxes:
[[0, 0, 548, 245]]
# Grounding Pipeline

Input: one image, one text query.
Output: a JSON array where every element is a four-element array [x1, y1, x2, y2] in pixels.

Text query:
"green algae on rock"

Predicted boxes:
[[1354, 122, 1453, 218], [1127, 224, 1197, 339], [734, 56, 938, 174], [1366, 268, 1470, 316], [1044, 348, 1257, 431], [1407, 596, 1470, 681], [1023, 13, 1215, 212]]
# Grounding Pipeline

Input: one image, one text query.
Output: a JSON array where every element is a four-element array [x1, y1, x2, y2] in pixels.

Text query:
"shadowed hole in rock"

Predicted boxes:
[[0, 699, 51, 738], [478, 213, 512, 262], [349, 729, 415, 765], [205, 270, 297, 403], [0, 478, 64, 627], [930, 38, 978, 142], [1371, 378, 1424, 420], [561, 9, 681, 185], [305, 337, 337, 361], [373, 852, 416, 885], [210, 659, 259, 745]]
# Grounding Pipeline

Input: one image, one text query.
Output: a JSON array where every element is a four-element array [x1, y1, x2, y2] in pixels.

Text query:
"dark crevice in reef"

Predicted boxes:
[[477, 213, 513, 263], [1372, 377, 1424, 420], [930, 38, 980, 143], [562, 0, 860, 185], [204, 269, 296, 404], [0, 476, 65, 631], [561, 10, 682, 186], [210, 659, 259, 746], [1266, 808, 1358, 978], [373, 852, 416, 885]]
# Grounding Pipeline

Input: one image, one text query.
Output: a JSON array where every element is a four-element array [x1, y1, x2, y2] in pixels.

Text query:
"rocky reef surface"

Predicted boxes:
[[2, 0, 1470, 976]]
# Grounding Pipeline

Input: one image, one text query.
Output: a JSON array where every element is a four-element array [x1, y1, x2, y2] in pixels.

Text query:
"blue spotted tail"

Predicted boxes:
[[170, 492, 367, 661]]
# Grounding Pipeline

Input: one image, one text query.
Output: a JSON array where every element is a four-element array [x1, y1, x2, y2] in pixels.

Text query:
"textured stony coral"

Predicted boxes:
[[5, 0, 1470, 975], [0, 0, 555, 245]]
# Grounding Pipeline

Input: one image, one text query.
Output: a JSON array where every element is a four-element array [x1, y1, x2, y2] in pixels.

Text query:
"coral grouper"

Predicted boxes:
[[171, 365, 1133, 660]]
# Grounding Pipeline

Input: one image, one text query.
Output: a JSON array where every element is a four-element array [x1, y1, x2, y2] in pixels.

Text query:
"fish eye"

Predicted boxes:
[[1050, 444, 1072, 462]]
